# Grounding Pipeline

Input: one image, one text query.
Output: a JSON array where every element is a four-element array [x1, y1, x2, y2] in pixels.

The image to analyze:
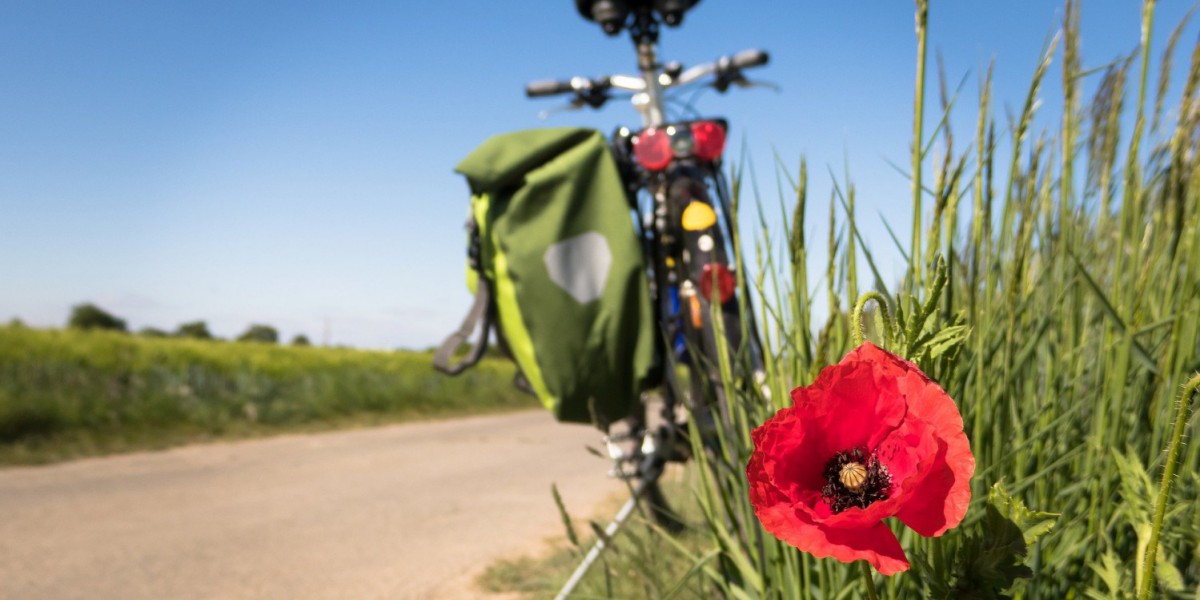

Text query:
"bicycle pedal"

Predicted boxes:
[[603, 437, 629, 461]]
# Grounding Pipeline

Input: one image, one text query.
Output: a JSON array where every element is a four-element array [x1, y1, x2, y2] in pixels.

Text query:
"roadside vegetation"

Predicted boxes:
[[0, 323, 535, 464], [479, 470, 711, 600], [488, 0, 1200, 597]]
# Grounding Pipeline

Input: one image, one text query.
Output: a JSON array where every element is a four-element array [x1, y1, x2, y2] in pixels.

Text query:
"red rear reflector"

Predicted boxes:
[[633, 128, 672, 171], [699, 263, 735, 304], [690, 121, 726, 162]]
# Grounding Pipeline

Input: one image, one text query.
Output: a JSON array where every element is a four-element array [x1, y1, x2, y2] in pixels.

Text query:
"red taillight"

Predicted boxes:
[[633, 121, 725, 170], [699, 263, 736, 304], [633, 127, 672, 171], [690, 121, 726, 162]]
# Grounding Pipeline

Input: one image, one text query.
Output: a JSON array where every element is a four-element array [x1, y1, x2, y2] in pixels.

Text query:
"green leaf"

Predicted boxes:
[[1155, 555, 1184, 592], [942, 483, 1060, 599], [923, 324, 970, 360], [551, 483, 582, 551], [1083, 551, 1124, 600], [950, 505, 1031, 598], [1134, 521, 1151, 595], [1134, 522, 1185, 594], [588, 520, 618, 555], [1112, 451, 1154, 522], [987, 482, 1059, 546], [908, 551, 952, 598]]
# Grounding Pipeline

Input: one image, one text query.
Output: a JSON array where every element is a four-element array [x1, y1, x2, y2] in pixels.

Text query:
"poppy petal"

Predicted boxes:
[[752, 406, 827, 501], [791, 344, 907, 460], [747, 434, 793, 508], [754, 500, 910, 575], [895, 432, 974, 536], [873, 410, 937, 497], [894, 371, 974, 536]]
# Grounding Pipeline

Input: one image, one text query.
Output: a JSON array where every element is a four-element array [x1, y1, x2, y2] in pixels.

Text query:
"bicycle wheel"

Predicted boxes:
[[620, 161, 762, 534], [665, 166, 762, 441]]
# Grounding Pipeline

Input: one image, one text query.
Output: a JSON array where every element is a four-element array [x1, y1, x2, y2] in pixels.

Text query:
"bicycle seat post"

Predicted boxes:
[[629, 10, 666, 128]]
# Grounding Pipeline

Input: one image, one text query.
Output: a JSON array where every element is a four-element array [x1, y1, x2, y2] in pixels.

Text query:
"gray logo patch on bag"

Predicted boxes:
[[544, 232, 611, 304]]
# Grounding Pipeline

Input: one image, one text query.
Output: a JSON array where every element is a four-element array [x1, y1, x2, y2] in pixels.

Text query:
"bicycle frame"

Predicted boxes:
[[528, 11, 769, 598]]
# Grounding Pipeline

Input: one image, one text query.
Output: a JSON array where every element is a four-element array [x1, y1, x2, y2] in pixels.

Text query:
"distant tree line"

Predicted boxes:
[[64, 303, 312, 346]]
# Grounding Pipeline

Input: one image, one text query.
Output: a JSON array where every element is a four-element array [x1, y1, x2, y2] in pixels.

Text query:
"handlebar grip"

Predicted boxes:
[[731, 49, 769, 69], [525, 79, 574, 97]]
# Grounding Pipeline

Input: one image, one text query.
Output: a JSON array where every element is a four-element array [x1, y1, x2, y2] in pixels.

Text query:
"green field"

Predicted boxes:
[[0, 324, 536, 464]]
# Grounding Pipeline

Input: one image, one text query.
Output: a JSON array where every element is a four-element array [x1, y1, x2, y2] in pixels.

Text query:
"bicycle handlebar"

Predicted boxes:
[[730, 48, 768, 69], [525, 48, 769, 99], [526, 79, 576, 97]]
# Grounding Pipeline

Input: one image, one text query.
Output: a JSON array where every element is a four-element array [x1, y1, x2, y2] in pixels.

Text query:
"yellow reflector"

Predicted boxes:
[[681, 202, 717, 231]]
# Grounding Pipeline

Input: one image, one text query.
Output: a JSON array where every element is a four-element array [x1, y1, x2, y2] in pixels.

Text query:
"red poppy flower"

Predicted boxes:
[[746, 342, 974, 575]]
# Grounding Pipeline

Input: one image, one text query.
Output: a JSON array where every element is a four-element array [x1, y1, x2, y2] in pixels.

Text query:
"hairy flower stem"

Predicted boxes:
[[859, 561, 879, 600], [1138, 373, 1200, 600], [852, 292, 894, 349]]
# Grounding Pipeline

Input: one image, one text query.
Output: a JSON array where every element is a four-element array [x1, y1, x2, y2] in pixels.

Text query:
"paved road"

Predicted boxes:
[[0, 411, 623, 599]]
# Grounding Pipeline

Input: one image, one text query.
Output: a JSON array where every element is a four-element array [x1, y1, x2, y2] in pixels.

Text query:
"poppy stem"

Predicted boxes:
[[859, 561, 879, 600], [852, 292, 895, 349], [1137, 372, 1200, 600]]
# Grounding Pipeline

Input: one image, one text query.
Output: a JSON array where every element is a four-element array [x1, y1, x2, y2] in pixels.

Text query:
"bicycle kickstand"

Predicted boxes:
[[553, 475, 657, 600]]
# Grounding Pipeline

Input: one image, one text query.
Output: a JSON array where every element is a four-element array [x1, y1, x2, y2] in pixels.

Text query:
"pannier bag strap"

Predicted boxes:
[[432, 280, 492, 375]]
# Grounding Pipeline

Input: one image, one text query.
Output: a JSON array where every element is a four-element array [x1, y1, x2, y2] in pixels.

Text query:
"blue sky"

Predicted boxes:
[[1, 2, 1194, 349]]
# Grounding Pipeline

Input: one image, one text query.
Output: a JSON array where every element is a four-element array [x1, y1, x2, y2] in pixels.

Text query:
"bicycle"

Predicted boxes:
[[527, 1, 771, 595]]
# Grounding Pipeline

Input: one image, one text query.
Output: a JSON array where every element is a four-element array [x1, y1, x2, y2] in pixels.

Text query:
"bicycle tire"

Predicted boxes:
[[666, 166, 761, 439], [620, 164, 762, 536]]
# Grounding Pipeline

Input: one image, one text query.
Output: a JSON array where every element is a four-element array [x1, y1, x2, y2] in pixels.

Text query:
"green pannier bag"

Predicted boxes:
[[433, 127, 655, 426]]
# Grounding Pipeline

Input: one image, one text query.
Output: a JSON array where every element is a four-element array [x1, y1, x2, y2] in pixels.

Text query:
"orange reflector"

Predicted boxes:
[[681, 202, 717, 231], [689, 295, 703, 329]]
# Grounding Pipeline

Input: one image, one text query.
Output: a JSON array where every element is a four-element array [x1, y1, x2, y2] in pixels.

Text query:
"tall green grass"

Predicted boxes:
[[702, 0, 1199, 596], [557, 0, 1200, 597], [0, 324, 534, 464]]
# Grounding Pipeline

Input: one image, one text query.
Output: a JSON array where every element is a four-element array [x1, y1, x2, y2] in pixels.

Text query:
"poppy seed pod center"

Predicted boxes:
[[821, 446, 892, 514], [839, 462, 868, 492]]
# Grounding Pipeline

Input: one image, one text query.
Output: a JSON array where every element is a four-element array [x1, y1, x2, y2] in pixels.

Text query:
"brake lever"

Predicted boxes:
[[714, 71, 781, 94], [537, 98, 586, 120], [734, 78, 781, 93]]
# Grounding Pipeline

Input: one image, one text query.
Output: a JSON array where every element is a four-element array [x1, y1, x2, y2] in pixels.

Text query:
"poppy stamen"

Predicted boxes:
[[821, 446, 892, 513]]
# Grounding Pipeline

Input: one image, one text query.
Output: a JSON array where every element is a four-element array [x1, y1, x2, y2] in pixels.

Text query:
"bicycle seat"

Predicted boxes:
[[575, 0, 700, 34]]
